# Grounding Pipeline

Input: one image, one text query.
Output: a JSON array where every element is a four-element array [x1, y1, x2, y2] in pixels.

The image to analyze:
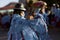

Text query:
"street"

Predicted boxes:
[[0, 26, 60, 40]]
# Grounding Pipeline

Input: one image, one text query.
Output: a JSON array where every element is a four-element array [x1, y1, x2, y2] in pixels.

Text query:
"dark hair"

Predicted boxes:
[[13, 9, 20, 14], [13, 3, 21, 14]]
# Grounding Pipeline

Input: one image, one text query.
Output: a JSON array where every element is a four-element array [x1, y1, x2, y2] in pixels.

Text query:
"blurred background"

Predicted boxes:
[[0, 0, 60, 40]]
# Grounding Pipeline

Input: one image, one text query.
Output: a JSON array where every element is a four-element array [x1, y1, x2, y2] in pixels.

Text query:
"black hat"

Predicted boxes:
[[14, 3, 26, 11]]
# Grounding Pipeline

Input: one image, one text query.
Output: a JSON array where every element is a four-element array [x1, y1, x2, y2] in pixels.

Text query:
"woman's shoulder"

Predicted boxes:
[[13, 14, 20, 18], [12, 14, 21, 20]]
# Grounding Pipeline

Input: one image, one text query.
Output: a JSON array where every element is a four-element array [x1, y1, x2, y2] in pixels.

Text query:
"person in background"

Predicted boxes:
[[1, 13, 11, 31], [55, 4, 60, 27], [51, 4, 57, 15], [34, 1, 52, 40], [35, 2, 48, 25], [35, 1, 48, 24], [47, 10, 52, 25], [55, 4, 60, 21], [50, 4, 56, 27]]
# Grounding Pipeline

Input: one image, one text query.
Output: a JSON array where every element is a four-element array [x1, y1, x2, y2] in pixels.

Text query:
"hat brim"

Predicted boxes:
[[14, 8, 26, 11]]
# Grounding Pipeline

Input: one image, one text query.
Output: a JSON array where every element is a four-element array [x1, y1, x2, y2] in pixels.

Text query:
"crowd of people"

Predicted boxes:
[[50, 4, 60, 27], [0, 1, 60, 40]]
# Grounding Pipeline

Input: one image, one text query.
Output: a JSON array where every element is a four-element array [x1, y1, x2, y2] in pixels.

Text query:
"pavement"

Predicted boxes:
[[0, 26, 60, 40], [48, 26, 60, 40]]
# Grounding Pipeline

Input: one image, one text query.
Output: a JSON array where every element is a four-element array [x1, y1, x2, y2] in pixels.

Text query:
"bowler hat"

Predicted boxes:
[[14, 3, 26, 11]]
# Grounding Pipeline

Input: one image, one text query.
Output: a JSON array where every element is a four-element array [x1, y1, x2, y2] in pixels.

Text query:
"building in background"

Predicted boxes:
[[0, 2, 18, 14]]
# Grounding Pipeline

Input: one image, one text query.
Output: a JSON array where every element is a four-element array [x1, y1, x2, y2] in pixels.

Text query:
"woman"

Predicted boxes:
[[28, 10, 51, 40], [8, 3, 38, 40], [8, 3, 26, 40], [35, 2, 51, 40]]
